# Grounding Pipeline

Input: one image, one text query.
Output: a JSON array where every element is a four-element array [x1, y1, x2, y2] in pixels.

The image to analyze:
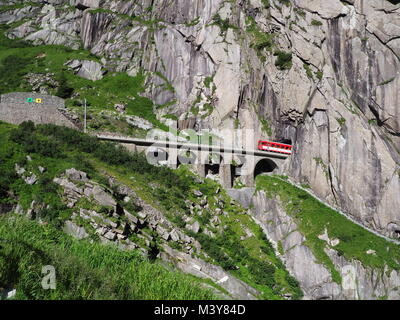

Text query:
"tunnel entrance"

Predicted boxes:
[[280, 138, 292, 145], [254, 158, 278, 179]]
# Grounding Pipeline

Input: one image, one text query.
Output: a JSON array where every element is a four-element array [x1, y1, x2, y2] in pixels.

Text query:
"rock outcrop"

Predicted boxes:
[[250, 190, 400, 300], [1, 0, 399, 238], [65, 59, 105, 81]]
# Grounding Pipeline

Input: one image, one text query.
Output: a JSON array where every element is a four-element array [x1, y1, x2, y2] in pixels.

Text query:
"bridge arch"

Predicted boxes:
[[254, 158, 278, 179]]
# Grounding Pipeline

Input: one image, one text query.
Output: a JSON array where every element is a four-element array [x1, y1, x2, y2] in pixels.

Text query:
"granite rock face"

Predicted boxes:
[[250, 190, 400, 300], [1, 0, 400, 300]]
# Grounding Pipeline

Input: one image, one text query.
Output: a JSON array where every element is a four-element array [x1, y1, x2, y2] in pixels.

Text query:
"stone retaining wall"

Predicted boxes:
[[0, 92, 77, 128], [1, 92, 65, 108]]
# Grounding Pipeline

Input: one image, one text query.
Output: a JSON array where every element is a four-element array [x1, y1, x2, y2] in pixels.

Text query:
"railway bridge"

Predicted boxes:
[[97, 134, 290, 188]]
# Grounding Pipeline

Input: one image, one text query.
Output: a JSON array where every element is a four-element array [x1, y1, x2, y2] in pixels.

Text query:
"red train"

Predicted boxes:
[[258, 140, 293, 155]]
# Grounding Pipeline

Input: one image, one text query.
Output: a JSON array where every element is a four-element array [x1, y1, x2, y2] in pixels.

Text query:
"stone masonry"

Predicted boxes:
[[0, 92, 77, 128]]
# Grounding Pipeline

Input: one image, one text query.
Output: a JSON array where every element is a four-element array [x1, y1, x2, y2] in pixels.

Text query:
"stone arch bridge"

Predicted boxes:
[[97, 134, 290, 188]]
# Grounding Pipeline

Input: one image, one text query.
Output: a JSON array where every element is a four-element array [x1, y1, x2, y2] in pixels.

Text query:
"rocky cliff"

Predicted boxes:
[[250, 187, 400, 300], [2, 0, 399, 239], [1, 0, 400, 300]]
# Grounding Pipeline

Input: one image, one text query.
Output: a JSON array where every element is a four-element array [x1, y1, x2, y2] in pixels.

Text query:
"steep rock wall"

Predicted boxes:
[[1, 0, 400, 238], [250, 190, 400, 300]]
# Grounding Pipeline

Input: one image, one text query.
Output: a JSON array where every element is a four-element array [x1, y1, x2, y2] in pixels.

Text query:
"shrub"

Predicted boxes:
[[274, 50, 292, 70], [55, 72, 74, 99], [248, 261, 276, 286], [0, 54, 32, 94], [311, 19, 323, 26], [261, 0, 271, 8], [212, 13, 234, 33]]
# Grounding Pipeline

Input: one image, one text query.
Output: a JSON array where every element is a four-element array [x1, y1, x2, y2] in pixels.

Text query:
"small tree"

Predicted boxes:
[[56, 72, 73, 99]]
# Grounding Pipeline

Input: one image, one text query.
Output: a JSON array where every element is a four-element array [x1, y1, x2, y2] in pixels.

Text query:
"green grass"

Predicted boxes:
[[336, 117, 346, 126], [260, 118, 273, 136], [274, 50, 292, 70], [246, 16, 274, 61], [261, 0, 271, 8], [212, 13, 237, 34], [0, 23, 166, 131], [256, 175, 400, 283], [0, 121, 305, 300], [303, 63, 313, 79], [0, 215, 215, 300]]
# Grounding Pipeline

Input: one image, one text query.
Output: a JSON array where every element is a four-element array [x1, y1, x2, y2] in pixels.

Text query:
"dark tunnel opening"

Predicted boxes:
[[254, 159, 278, 179], [205, 163, 220, 175], [279, 138, 292, 145]]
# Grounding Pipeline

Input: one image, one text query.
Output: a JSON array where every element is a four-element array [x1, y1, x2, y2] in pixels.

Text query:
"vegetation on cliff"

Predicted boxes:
[[0, 121, 302, 299], [0, 23, 165, 134], [256, 175, 400, 283], [0, 216, 216, 300]]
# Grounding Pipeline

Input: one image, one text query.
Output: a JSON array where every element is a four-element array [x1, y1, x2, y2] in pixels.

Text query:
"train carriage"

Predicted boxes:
[[258, 140, 293, 155]]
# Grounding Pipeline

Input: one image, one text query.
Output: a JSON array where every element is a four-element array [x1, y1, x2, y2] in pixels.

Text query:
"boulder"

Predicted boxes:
[[63, 220, 89, 239], [193, 190, 203, 197], [186, 221, 200, 233], [65, 168, 88, 181], [65, 60, 104, 81], [92, 185, 116, 207], [125, 115, 154, 130], [114, 104, 126, 113], [157, 225, 170, 241], [38, 166, 46, 173], [25, 174, 37, 185], [104, 230, 116, 240], [78, 60, 104, 81], [15, 164, 25, 176], [170, 229, 180, 242]]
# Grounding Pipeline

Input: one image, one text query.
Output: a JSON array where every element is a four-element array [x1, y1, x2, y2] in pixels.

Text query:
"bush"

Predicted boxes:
[[311, 19, 323, 26], [212, 13, 233, 33], [248, 261, 276, 286], [0, 54, 32, 94], [55, 72, 74, 99], [10, 122, 62, 158], [274, 50, 292, 70]]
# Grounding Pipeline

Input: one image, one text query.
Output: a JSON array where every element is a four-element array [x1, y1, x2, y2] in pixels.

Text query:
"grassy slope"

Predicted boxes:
[[0, 121, 304, 299], [0, 215, 215, 300], [256, 175, 400, 283], [89, 151, 304, 299], [0, 121, 216, 299], [0, 22, 166, 133]]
